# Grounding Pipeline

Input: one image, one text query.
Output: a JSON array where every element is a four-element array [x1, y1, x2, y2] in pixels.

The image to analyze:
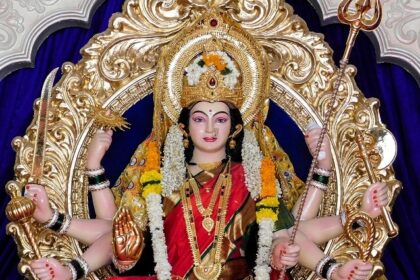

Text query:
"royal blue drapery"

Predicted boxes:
[[0, 0, 419, 279]]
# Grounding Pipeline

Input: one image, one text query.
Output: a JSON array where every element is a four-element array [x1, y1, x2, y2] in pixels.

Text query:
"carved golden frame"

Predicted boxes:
[[6, 0, 401, 279]]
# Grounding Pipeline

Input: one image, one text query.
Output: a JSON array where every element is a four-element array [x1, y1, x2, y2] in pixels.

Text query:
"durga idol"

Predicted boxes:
[[26, 9, 388, 280]]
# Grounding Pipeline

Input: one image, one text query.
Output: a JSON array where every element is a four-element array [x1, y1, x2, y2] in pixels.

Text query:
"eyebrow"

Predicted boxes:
[[191, 110, 230, 117]]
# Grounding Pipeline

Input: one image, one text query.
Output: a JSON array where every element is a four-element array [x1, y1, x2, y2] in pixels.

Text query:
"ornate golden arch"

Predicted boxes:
[[6, 0, 401, 279]]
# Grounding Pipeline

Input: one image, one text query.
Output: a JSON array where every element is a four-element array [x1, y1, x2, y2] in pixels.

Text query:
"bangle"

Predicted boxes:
[[88, 173, 107, 185], [112, 255, 137, 273], [85, 167, 105, 177], [44, 208, 59, 229], [322, 258, 337, 279], [314, 167, 332, 177], [316, 256, 332, 278], [50, 213, 65, 231], [58, 214, 72, 234], [66, 262, 77, 280], [327, 263, 341, 280], [312, 173, 329, 185], [310, 180, 328, 191], [69, 259, 85, 280], [74, 256, 90, 277], [88, 179, 111, 191]]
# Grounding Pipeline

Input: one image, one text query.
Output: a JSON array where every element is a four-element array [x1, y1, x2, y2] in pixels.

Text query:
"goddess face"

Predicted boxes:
[[188, 101, 231, 156]]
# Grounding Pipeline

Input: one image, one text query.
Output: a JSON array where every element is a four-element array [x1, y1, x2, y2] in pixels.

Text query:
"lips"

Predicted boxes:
[[203, 137, 217, 142]]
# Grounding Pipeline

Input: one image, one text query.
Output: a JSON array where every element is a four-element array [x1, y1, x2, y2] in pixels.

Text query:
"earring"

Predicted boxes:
[[178, 124, 189, 148], [228, 124, 243, 150]]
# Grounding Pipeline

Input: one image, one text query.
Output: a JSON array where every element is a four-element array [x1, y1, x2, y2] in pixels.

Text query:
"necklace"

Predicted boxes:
[[189, 160, 224, 178], [180, 162, 232, 280], [188, 172, 224, 233]]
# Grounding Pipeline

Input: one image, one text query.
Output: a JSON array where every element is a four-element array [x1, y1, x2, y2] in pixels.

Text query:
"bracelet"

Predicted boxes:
[[74, 256, 90, 277], [312, 173, 329, 185], [316, 256, 332, 278], [85, 167, 105, 177], [58, 214, 72, 234], [314, 167, 332, 177], [327, 263, 341, 280], [310, 180, 328, 191], [50, 213, 65, 232], [321, 258, 337, 279], [88, 179, 111, 191], [69, 259, 85, 280], [112, 255, 137, 273], [88, 173, 107, 185], [44, 208, 59, 229], [66, 262, 77, 280]]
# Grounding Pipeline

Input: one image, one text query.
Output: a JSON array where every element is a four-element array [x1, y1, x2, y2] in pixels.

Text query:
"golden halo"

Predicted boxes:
[[155, 9, 270, 125]]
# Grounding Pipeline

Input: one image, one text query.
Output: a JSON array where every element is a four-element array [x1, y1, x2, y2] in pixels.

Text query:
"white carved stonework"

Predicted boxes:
[[308, 0, 420, 85], [0, 0, 105, 80]]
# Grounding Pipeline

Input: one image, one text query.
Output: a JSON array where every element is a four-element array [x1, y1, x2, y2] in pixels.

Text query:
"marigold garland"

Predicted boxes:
[[202, 53, 226, 71], [140, 140, 163, 199], [256, 197, 279, 208], [260, 157, 277, 198]]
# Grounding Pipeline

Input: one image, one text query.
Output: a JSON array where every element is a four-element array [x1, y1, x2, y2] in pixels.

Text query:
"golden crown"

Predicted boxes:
[[154, 9, 270, 126], [181, 50, 243, 108]]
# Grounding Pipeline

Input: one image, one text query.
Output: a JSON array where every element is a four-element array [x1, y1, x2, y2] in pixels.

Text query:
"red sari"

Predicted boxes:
[[108, 164, 290, 280]]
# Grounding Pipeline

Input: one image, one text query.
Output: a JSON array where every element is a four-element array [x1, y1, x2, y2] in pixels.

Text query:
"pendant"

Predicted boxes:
[[193, 262, 222, 280], [202, 217, 214, 233]]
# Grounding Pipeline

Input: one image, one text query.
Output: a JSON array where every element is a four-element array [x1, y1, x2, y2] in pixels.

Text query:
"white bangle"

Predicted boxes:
[[112, 255, 137, 273], [58, 214, 72, 234], [310, 180, 328, 191], [66, 262, 77, 280], [85, 167, 105, 177], [44, 208, 59, 229], [327, 263, 341, 280], [314, 167, 332, 177], [315, 255, 332, 277], [75, 256, 90, 277], [88, 179, 110, 191]]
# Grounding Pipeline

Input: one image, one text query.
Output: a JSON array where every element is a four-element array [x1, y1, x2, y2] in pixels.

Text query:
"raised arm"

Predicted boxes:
[[85, 129, 117, 220], [292, 124, 332, 220]]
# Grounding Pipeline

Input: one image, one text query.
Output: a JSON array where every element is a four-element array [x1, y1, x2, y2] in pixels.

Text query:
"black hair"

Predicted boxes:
[[178, 105, 244, 163]]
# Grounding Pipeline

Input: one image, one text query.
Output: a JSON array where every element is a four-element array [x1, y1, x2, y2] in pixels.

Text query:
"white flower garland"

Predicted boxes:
[[161, 125, 186, 196], [146, 193, 172, 280], [242, 129, 263, 199], [184, 51, 240, 89], [254, 218, 274, 280]]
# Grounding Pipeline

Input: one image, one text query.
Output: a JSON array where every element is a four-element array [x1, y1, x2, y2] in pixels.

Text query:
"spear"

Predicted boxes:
[[278, 0, 383, 278]]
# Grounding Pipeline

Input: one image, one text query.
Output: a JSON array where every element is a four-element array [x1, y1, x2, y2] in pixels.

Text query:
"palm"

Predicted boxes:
[[113, 207, 143, 261]]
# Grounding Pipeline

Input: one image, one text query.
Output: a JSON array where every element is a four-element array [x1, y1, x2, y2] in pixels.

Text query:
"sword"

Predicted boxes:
[[31, 67, 58, 183], [6, 68, 59, 261]]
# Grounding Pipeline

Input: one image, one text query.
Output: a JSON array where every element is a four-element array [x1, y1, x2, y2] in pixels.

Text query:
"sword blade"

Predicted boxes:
[[31, 68, 58, 183]]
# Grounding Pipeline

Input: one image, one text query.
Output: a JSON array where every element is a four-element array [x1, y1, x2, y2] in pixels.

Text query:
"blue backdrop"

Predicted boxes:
[[0, 0, 419, 279]]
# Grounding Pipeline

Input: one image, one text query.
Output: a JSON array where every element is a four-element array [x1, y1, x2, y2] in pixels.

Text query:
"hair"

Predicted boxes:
[[178, 104, 244, 163]]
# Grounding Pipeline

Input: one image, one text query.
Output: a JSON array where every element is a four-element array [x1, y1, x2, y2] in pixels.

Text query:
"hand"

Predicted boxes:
[[86, 129, 113, 169], [113, 207, 144, 264], [361, 182, 389, 218], [332, 259, 372, 280], [24, 184, 53, 223], [271, 239, 300, 270], [30, 258, 72, 280], [304, 122, 332, 170]]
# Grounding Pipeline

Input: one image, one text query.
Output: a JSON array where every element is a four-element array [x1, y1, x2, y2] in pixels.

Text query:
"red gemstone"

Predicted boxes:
[[210, 19, 218, 27], [209, 77, 216, 87]]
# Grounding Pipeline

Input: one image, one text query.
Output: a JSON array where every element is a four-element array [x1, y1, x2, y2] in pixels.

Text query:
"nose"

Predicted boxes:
[[205, 121, 217, 136]]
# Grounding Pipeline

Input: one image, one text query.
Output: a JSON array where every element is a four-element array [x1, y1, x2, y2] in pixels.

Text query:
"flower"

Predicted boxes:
[[203, 53, 226, 71], [256, 208, 278, 223], [260, 157, 277, 198]]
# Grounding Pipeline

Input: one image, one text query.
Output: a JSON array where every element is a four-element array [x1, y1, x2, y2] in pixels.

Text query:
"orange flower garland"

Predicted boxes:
[[202, 53, 226, 71]]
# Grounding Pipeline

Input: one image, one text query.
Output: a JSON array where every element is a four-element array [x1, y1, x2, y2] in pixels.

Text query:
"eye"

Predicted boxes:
[[192, 117, 204, 122], [216, 117, 228, 123]]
